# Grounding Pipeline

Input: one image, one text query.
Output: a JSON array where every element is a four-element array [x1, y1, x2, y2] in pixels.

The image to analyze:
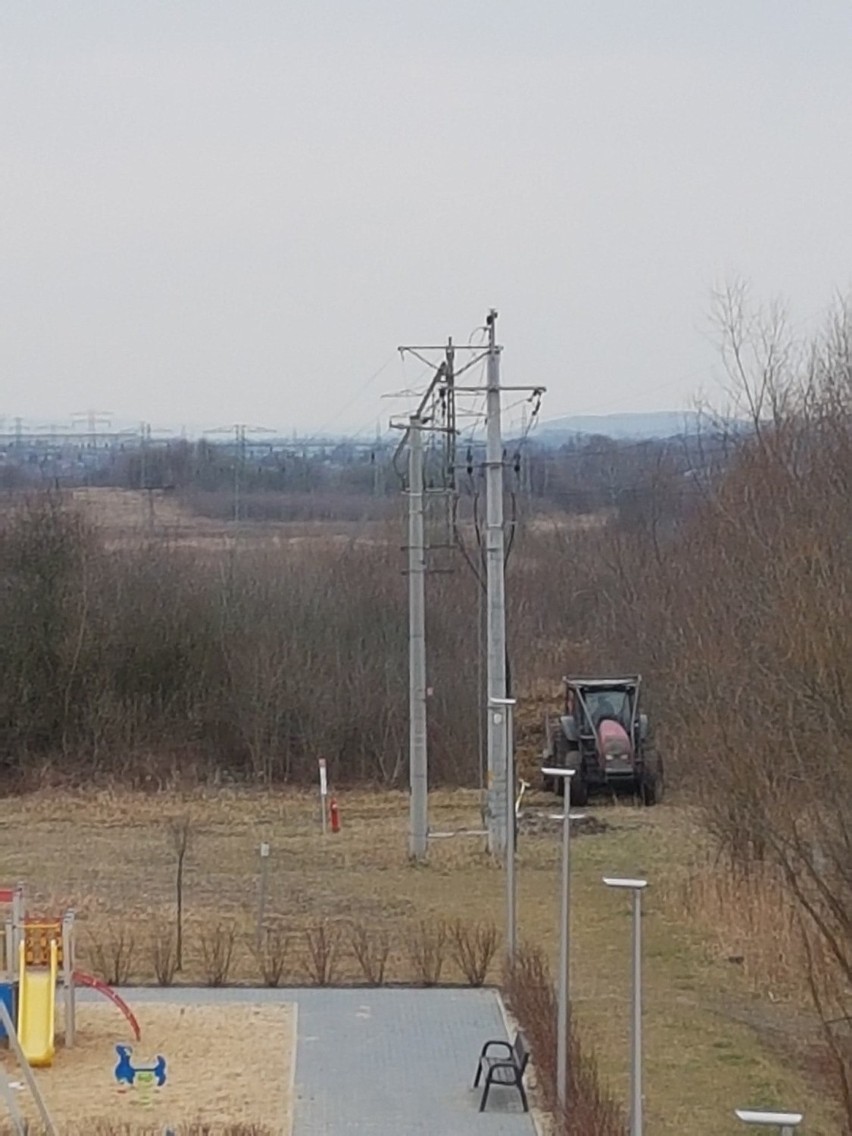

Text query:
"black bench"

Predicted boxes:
[[473, 1031, 530, 1112]]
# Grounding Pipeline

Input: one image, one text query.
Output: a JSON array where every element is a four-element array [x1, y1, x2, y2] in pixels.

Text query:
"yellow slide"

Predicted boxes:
[[17, 939, 57, 1067]]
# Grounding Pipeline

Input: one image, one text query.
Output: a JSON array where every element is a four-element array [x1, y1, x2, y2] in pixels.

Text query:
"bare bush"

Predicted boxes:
[[251, 921, 291, 988], [570, 288, 852, 1126], [504, 944, 626, 1134], [406, 919, 448, 986], [199, 920, 238, 987], [303, 918, 341, 986], [0, 495, 483, 787], [86, 923, 135, 986], [450, 918, 500, 986], [147, 920, 178, 986], [350, 920, 391, 986]]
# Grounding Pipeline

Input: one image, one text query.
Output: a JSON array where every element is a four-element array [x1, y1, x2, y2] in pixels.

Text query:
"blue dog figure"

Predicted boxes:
[[114, 1044, 167, 1087]]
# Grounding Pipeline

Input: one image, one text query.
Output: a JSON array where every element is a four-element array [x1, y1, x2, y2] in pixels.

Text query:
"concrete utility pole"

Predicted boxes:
[[396, 313, 544, 864], [485, 309, 508, 856], [408, 415, 428, 859], [491, 697, 517, 958]]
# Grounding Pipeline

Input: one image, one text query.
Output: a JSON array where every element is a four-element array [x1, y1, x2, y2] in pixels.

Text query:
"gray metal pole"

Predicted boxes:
[[0, 1061, 26, 1135], [492, 698, 517, 957], [62, 911, 75, 1048], [630, 887, 643, 1136], [511, 695, 518, 954], [408, 416, 428, 859], [0, 1001, 56, 1134], [556, 772, 573, 1111], [484, 309, 508, 857]]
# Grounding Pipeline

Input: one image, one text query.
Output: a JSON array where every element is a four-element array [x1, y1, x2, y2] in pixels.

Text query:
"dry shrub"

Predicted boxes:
[[450, 918, 500, 986], [504, 944, 626, 1135], [251, 920, 291, 987], [86, 923, 135, 985], [542, 292, 852, 1125], [407, 919, 448, 986], [199, 919, 238, 986], [0, 494, 479, 788], [303, 918, 341, 986], [672, 860, 811, 998], [146, 919, 178, 986], [349, 920, 391, 985]]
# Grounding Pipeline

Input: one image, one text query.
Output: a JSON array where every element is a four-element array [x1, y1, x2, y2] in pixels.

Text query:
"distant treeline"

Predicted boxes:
[[2, 418, 735, 523]]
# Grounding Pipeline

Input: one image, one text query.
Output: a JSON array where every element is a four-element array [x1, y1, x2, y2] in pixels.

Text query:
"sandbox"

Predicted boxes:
[[0, 1000, 296, 1134]]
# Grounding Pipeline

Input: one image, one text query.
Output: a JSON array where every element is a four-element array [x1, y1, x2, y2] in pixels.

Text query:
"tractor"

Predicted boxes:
[[541, 675, 662, 806]]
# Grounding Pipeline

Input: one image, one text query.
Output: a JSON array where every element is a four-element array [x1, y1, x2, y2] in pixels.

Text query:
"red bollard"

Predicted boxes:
[[329, 797, 341, 834]]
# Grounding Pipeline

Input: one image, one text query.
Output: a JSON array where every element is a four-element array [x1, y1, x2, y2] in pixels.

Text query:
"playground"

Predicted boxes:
[[0, 1000, 294, 1131], [0, 886, 295, 1133]]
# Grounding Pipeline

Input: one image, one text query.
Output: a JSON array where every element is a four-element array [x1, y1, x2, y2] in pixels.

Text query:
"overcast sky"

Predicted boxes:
[[2, 1, 851, 436]]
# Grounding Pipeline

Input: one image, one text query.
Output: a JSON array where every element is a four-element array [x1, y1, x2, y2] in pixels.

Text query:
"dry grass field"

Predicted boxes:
[[0, 787, 838, 1135], [67, 486, 391, 554]]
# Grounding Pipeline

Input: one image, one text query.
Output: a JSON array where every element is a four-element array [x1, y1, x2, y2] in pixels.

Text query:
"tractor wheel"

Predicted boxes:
[[570, 770, 589, 807], [639, 748, 664, 806], [640, 767, 662, 806], [545, 733, 572, 797]]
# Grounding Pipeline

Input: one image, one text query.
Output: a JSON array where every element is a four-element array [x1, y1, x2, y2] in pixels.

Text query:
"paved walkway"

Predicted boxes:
[[113, 986, 537, 1135], [292, 987, 535, 1135]]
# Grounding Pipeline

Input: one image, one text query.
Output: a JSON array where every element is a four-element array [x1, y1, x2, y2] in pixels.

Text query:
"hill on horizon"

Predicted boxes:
[[534, 409, 715, 441]]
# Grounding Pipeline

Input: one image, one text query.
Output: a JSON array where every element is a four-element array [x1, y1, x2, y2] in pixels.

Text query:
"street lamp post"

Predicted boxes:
[[490, 697, 517, 960], [542, 766, 578, 1114], [603, 877, 648, 1136], [735, 1110, 804, 1136]]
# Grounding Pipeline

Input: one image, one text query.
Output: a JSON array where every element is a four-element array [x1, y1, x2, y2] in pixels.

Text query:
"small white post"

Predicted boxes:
[[11, 885, 23, 971], [604, 877, 648, 1136], [256, 843, 271, 949], [318, 758, 328, 835]]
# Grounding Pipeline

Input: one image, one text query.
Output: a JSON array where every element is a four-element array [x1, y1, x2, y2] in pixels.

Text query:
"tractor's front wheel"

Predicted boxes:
[[571, 771, 589, 807], [639, 762, 663, 806]]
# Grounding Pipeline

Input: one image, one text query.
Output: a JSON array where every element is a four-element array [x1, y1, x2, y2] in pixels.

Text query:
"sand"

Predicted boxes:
[[0, 1001, 295, 1134]]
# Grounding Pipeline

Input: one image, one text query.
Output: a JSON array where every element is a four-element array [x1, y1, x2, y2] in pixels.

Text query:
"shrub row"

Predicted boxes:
[[83, 916, 501, 990]]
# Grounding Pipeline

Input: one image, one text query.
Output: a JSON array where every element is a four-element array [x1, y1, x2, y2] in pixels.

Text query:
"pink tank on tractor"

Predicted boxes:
[[597, 718, 634, 770]]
